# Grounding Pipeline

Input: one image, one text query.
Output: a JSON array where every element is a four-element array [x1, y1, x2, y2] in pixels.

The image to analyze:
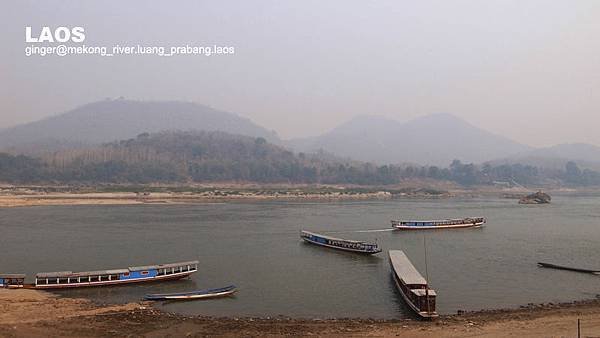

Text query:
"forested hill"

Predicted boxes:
[[36, 131, 314, 183], [2, 131, 378, 184], [1, 131, 599, 187]]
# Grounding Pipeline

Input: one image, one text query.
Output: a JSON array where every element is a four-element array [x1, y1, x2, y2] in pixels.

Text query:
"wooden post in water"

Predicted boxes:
[[578, 318, 580, 338]]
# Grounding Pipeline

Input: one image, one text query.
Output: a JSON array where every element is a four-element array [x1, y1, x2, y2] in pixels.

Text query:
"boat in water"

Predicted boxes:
[[144, 285, 237, 300], [300, 230, 381, 254], [391, 217, 485, 230], [388, 250, 437, 319], [32, 260, 199, 289], [538, 262, 600, 274]]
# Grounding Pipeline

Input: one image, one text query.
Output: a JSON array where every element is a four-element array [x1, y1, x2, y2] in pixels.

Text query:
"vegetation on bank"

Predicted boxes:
[[0, 131, 599, 187], [0, 184, 449, 198]]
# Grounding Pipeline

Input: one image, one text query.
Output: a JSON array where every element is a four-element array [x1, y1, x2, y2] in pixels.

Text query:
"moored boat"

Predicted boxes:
[[391, 217, 485, 230], [0, 274, 26, 288], [388, 250, 437, 319], [144, 285, 237, 300], [33, 260, 199, 289], [300, 230, 381, 254]]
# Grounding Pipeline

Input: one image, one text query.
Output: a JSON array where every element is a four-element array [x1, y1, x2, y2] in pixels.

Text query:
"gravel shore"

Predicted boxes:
[[2, 289, 600, 337]]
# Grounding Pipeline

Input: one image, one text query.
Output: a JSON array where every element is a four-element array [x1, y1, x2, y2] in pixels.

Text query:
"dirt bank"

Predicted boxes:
[[2, 289, 600, 337]]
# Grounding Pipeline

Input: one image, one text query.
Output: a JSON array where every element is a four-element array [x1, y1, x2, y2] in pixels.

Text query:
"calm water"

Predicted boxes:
[[1, 196, 600, 319]]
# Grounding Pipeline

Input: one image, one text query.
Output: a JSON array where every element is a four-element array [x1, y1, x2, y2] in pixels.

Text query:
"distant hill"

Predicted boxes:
[[287, 114, 532, 166], [0, 99, 279, 154], [490, 143, 600, 171], [523, 143, 600, 162]]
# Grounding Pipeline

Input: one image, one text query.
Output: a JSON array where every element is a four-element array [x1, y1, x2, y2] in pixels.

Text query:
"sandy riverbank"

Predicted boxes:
[[0, 185, 528, 208], [2, 289, 600, 337], [0, 191, 396, 208]]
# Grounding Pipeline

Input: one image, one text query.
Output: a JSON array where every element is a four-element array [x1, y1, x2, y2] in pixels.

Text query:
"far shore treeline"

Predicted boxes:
[[0, 131, 599, 187]]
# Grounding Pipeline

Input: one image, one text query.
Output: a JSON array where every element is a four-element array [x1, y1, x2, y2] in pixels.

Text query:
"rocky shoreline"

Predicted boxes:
[[2, 289, 600, 337]]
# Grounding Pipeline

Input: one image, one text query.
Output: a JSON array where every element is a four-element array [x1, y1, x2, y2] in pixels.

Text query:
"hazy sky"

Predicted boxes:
[[2, 1, 599, 147]]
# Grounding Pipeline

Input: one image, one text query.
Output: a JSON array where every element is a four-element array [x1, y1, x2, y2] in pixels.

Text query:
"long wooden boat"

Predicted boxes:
[[388, 250, 437, 319], [538, 262, 600, 274], [391, 217, 485, 230], [144, 285, 237, 300], [300, 230, 381, 254], [32, 260, 199, 289]]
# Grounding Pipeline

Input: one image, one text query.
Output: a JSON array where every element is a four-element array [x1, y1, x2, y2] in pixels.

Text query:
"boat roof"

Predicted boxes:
[[0, 274, 26, 279], [411, 288, 437, 297], [129, 260, 199, 271], [301, 230, 372, 245], [35, 260, 199, 278], [36, 269, 128, 278], [388, 250, 428, 286]]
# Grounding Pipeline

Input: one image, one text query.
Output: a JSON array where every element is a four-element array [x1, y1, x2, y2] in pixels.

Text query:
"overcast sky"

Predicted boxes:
[[1, 1, 599, 147]]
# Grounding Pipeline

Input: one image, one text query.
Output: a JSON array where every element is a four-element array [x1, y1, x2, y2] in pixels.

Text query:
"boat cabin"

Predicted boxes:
[[0, 274, 26, 288]]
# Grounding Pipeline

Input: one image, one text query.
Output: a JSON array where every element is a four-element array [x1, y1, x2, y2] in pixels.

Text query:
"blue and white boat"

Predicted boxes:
[[300, 230, 381, 254], [144, 285, 237, 300], [391, 217, 485, 230], [33, 260, 199, 289]]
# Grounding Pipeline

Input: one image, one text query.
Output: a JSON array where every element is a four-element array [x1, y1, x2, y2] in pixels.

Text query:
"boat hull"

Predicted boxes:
[[390, 269, 438, 319], [145, 286, 237, 300], [537, 262, 600, 274], [34, 270, 194, 289], [157, 290, 235, 300], [301, 236, 381, 254]]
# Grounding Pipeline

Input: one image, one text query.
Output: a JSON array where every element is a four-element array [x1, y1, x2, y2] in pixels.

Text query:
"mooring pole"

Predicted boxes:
[[578, 318, 580, 338]]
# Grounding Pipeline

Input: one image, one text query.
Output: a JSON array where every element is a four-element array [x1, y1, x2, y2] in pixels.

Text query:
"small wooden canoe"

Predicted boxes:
[[537, 262, 600, 274], [144, 285, 237, 300]]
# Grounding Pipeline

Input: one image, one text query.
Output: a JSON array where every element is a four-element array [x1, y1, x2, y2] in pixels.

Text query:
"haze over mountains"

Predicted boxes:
[[1, 99, 599, 168], [0, 99, 279, 153], [491, 143, 600, 171]]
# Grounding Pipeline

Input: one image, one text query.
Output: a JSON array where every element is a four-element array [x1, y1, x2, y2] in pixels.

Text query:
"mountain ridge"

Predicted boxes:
[[0, 99, 280, 154], [286, 113, 532, 166]]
